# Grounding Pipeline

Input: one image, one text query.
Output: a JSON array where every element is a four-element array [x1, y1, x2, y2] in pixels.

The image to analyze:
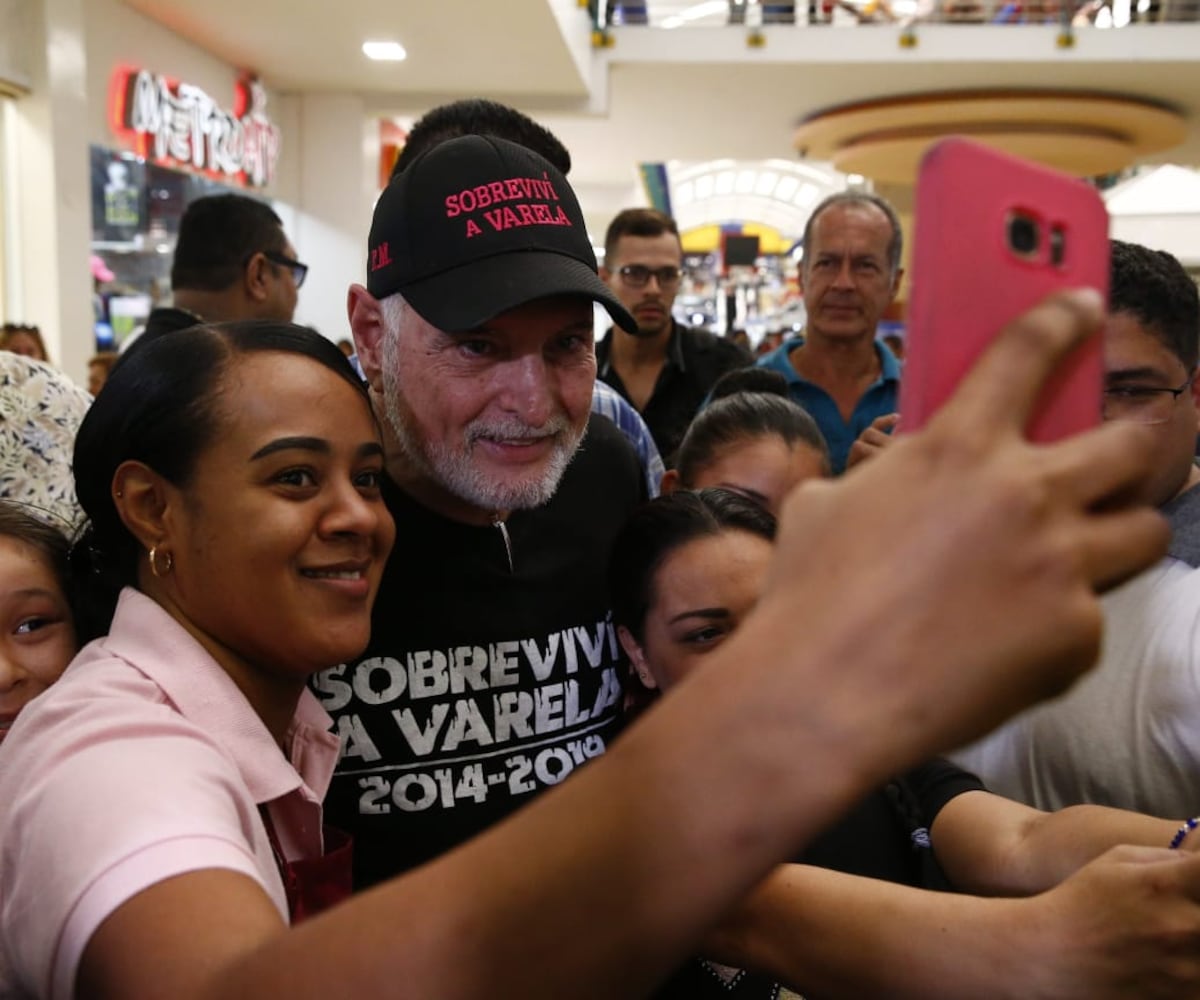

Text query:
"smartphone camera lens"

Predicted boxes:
[[1049, 226, 1066, 268], [1006, 214, 1040, 257]]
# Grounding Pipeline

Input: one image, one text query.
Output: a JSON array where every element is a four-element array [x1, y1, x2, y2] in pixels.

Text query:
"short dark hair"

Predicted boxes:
[[801, 192, 903, 276], [676, 371, 832, 485], [391, 98, 571, 178], [170, 194, 286, 292], [88, 351, 119, 373], [603, 209, 680, 265], [70, 321, 369, 642], [1109, 239, 1200, 372], [608, 488, 776, 644], [707, 366, 788, 402]]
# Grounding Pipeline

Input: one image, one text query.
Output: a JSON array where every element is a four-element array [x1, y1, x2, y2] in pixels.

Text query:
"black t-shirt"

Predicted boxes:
[[597, 322, 753, 467], [799, 757, 982, 887], [652, 759, 984, 1000], [313, 415, 645, 888]]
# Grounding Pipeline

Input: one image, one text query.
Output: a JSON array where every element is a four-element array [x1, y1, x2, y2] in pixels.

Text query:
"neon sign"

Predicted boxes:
[[109, 66, 281, 188]]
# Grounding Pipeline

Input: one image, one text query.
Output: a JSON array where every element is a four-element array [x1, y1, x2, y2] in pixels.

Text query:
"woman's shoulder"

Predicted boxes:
[[0, 649, 274, 1000]]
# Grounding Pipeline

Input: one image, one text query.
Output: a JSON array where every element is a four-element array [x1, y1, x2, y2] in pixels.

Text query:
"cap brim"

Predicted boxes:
[[401, 250, 637, 334]]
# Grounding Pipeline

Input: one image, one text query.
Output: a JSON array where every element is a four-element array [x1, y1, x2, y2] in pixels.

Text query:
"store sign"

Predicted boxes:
[[109, 67, 281, 188]]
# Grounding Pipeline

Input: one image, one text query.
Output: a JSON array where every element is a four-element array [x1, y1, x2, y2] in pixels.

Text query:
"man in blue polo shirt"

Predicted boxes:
[[758, 193, 903, 474]]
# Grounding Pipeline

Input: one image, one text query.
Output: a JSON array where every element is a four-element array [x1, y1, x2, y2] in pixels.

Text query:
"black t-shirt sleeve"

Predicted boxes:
[[902, 757, 987, 827]]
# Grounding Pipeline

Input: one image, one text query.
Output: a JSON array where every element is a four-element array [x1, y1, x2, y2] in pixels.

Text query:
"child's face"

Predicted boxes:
[[0, 536, 76, 743]]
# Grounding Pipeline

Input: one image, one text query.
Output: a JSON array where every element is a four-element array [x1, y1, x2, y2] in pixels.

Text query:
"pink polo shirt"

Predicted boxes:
[[0, 588, 341, 1000]]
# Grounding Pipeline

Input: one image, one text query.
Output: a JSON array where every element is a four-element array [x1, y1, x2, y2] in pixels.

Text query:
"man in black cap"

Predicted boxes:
[[317, 135, 645, 888]]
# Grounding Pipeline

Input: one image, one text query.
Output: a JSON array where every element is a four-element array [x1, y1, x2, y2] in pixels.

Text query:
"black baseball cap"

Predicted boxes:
[[366, 134, 636, 333]]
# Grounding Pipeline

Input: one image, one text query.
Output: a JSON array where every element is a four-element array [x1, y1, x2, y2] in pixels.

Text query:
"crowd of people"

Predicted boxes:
[[0, 97, 1199, 998]]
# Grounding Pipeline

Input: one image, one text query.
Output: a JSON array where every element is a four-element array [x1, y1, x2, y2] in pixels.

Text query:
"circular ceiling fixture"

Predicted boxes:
[[793, 90, 1187, 183]]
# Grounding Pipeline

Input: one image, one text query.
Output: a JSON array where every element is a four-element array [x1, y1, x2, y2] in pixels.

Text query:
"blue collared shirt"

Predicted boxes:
[[756, 335, 901, 475], [591, 381, 664, 498]]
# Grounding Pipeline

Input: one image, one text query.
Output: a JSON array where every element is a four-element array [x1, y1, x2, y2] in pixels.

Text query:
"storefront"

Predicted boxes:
[[90, 67, 284, 348], [0, 0, 377, 382]]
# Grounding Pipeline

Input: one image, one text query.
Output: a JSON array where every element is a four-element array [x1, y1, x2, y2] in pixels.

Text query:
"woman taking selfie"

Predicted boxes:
[[0, 322, 396, 996], [0, 293, 1194, 1000]]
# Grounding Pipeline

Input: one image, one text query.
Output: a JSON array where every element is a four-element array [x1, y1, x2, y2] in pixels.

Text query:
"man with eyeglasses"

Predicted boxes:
[[130, 193, 306, 352], [598, 208, 752, 466], [954, 238, 1200, 819]]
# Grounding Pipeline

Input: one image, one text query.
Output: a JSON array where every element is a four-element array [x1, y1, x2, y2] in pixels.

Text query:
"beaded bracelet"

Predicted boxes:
[[1170, 816, 1200, 849]]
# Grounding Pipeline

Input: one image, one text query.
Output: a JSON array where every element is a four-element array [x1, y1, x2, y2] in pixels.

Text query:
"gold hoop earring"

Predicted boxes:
[[148, 545, 173, 578]]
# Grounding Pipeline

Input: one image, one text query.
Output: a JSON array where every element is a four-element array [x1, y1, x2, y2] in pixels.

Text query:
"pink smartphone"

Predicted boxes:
[[899, 137, 1109, 442]]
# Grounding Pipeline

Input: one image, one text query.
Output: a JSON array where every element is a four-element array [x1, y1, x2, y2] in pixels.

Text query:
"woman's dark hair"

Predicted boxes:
[[0, 501, 70, 592], [70, 321, 371, 642], [608, 488, 776, 645], [676, 374, 832, 487], [0, 324, 50, 363]]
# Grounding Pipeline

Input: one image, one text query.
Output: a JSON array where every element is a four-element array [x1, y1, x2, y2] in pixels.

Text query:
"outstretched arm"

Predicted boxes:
[[931, 789, 1195, 896], [707, 848, 1200, 1000], [76, 289, 1167, 999]]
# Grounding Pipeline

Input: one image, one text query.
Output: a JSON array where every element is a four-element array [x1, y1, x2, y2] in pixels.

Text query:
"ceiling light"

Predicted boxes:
[[363, 40, 407, 62]]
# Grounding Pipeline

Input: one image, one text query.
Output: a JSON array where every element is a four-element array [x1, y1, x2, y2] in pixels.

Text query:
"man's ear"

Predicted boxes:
[[890, 266, 905, 299], [617, 625, 657, 691], [111, 460, 174, 555], [243, 252, 272, 304], [348, 284, 386, 392], [659, 469, 681, 495]]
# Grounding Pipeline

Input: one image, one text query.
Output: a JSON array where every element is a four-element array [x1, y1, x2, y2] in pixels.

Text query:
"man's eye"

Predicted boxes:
[[459, 339, 494, 357], [556, 334, 588, 353], [1108, 387, 1158, 400]]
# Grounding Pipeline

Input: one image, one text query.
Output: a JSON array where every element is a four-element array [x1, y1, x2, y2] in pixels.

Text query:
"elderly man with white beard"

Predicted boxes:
[[313, 135, 645, 889]]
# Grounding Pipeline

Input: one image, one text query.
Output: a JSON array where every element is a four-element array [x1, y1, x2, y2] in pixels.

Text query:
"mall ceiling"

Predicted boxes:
[[122, 0, 1200, 195]]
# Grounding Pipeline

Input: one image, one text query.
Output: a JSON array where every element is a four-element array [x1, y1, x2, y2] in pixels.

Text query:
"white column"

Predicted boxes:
[[287, 94, 378, 345], [10, 0, 91, 381]]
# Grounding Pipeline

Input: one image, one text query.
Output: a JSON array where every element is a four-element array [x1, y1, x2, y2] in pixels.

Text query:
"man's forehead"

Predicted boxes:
[[810, 206, 891, 250], [1104, 311, 1180, 370], [611, 232, 682, 256]]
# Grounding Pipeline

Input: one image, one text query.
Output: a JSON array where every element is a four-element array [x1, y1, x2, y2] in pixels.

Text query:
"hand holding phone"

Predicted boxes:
[[898, 138, 1109, 442]]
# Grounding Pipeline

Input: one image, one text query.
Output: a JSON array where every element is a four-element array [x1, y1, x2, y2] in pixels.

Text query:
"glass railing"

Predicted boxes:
[[590, 0, 1200, 28]]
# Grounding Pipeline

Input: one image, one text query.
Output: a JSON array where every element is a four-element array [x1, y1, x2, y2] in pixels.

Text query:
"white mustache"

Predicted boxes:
[[467, 415, 570, 444]]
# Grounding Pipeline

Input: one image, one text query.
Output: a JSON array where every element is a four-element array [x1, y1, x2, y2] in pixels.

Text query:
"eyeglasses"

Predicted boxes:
[[262, 250, 309, 289], [617, 265, 682, 289], [1102, 374, 1195, 425]]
